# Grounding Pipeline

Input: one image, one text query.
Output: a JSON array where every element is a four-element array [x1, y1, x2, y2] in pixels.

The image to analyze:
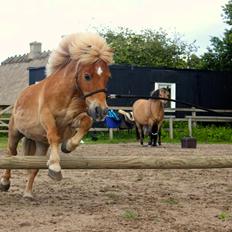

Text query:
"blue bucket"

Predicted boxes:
[[105, 117, 121, 128]]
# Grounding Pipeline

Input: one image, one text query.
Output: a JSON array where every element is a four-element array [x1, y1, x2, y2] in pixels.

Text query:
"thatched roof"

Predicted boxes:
[[0, 49, 50, 106]]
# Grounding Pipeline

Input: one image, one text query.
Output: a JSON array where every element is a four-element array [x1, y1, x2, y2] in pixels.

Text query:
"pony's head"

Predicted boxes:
[[46, 32, 114, 121], [76, 59, 111, 121], [151, 88, 170, 104]]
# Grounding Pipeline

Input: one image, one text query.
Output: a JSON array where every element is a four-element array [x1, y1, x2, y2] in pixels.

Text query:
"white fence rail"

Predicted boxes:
[[1, 106, 232, 139]]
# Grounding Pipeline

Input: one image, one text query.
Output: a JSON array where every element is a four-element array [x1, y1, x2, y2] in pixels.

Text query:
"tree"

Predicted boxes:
[[98, 27, 198, 69], [201, 0, 232, 71]]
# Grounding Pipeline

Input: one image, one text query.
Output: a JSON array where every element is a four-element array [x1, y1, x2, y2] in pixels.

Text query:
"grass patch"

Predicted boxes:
[[84, 130, 137, 144], [121, 210, 138, 220], [84, 122, 232, 144], [161, 198, 178, 205], [0, 136, 7, 149], [0, 122, 231, 147], [217, 211, 230, 221]]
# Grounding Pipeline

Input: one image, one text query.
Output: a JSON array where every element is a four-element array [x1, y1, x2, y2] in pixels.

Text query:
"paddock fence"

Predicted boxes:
[[1, 105, 232, 139]]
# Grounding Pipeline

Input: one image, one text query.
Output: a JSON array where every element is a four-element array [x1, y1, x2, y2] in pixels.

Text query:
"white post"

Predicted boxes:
[[192, 107, 197, 127], [109, 128, 113, 140], [169, 118, 173, 139], [188, 118, 192, 137]]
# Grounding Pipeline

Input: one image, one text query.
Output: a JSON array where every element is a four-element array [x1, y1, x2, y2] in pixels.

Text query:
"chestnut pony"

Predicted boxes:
[[133, 88, 170, 146], [0, 33, 113, 198]]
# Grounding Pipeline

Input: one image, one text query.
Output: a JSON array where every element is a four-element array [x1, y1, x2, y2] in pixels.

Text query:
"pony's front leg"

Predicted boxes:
[[47, 134, 62, 180], [61, 113, 92, 153], [157, 122, 163, 146], [150, 123, 158, 146], [41, 111, 62, 181]]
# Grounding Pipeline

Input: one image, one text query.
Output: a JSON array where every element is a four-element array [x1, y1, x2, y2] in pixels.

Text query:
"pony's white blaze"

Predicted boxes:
[[96, 66, 103, 76]]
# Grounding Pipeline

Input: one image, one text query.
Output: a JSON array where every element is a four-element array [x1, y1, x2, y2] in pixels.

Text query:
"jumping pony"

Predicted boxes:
[[133, 88, 170, 146], [0, 33, 113, 198]]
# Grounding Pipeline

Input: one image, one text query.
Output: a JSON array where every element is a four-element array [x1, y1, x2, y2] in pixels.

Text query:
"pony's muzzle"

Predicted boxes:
[[89, 105, 108, 121]]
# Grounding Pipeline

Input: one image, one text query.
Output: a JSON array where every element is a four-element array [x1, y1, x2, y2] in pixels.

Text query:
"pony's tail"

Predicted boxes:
[[22, 138, 36, 156]]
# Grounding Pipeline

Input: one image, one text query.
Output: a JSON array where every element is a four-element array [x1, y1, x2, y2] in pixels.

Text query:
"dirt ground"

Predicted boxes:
[[0, 143, 232, 232]]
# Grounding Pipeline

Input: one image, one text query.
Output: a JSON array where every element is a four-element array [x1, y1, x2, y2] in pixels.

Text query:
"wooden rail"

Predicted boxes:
[[0, 155, 232, 169], [186, 116, 232, 137], [1, 106, 231, 139]]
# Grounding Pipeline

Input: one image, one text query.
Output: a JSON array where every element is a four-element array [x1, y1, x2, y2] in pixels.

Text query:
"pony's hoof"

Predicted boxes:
[[61, 142, 71, 153], [48, 169, 63, 181], [23, 192, 34, 200], [0, 183, 10, 192]]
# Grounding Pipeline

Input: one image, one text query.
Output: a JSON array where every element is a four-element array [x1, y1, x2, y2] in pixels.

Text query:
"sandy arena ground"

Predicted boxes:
[[0, 143, 232, 232]]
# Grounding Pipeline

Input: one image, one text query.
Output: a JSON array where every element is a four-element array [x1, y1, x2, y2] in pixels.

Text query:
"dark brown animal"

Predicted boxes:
[[0, 32, 113, 198], [133, 88, 170, 146]]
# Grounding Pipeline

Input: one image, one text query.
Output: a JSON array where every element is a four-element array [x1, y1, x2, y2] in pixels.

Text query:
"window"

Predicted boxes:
[[154, 82, 176, 108]]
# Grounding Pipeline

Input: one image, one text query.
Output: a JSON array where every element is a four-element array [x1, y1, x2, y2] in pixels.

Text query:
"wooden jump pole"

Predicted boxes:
[[0, 155, 232, 169]]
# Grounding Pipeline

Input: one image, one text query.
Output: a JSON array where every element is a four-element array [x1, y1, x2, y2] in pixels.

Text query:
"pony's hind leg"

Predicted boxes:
[[0, 120, 23, 191], [135, 123, 144, 146], [23, 139, 49, 199], [158, 128, 162, 145], [135, 126, 140, 141], [151, 124, 158, 146], [157, 122, 163, 146]]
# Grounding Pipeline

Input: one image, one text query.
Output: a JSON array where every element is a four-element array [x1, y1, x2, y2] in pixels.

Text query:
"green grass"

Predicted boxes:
[[85, 122, 232, 144], [161, 198, 179, 205], [121, 210, 138, 220], [217, 211, 230, 221], [0, 137, 7, 149], [85, 130, 137, 144], [0, 122, 231, 147]]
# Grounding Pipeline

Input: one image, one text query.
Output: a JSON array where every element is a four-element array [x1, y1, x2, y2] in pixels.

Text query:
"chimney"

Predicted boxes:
[[28, 41, 42, 59]]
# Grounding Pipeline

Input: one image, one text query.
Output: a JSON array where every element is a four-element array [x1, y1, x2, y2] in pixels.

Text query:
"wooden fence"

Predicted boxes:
[[1, 106, 232, 139], [0, 106, 12, 133]]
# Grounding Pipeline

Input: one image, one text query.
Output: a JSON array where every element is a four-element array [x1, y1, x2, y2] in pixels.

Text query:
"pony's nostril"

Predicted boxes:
[[94, 106, 108, 119], [95, 106, 101, 116], [103, 108, 108, 116]]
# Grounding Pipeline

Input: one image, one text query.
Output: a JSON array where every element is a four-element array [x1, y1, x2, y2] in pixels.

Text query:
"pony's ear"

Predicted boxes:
[[151, 89, 160, 98]]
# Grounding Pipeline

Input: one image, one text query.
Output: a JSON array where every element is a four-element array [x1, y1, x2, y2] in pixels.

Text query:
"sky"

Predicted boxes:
[[0, 0, 229, 63]]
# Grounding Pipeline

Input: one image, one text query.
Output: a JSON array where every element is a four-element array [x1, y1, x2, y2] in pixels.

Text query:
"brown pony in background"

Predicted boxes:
[[0, 33, 113, 198], [133, 88, 170, 146]]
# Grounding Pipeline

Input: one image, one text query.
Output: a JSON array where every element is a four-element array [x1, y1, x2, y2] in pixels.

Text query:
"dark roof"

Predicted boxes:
[[0, 53, 49, 105], [1, 51, 50, 65]]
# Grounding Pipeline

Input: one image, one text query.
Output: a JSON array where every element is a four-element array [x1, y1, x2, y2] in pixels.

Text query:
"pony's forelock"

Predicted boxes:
[[46, 33, 114, 76]]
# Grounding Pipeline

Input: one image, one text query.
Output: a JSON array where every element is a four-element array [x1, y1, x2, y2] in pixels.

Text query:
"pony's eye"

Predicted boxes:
[[84, 74, 92, 81]]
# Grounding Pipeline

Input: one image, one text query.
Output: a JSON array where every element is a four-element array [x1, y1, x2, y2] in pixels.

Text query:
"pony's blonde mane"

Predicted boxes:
[[46, 32, 114, 76]]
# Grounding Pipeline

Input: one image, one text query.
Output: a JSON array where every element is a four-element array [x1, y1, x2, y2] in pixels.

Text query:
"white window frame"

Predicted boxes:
[[154, 82, 176, 108]]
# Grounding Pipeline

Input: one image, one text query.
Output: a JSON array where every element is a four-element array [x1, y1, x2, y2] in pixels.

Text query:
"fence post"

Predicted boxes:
[[169, 117, 173, 139], [109, 128, 113, 140], [192, 107, 197, 127], [188, 117, 192, 137]]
